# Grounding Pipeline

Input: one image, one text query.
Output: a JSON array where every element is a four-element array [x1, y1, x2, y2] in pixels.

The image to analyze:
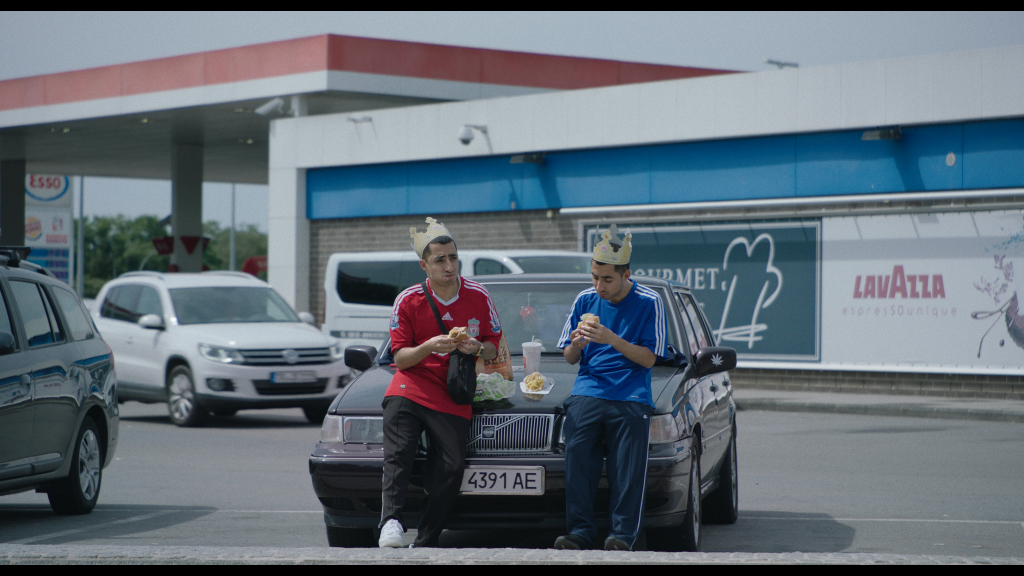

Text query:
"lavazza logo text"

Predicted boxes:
[[852, 265, 945, 299]]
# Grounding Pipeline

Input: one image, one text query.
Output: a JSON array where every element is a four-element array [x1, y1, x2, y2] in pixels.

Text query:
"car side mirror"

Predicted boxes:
[[298, 311, 316, 326], [0, 330, 15, 355], [693, 346, 737, 378], [345, 345, 378, 372], [138, 314, 165, 330]]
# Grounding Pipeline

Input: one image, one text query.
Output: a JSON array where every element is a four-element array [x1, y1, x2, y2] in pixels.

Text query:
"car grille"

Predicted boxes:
[[253, 378, 329, 395], [239, 348, 332, 366], [467, 414, 555, 456]]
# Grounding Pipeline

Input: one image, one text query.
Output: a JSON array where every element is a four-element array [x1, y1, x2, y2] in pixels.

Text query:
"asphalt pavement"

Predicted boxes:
[[3, 388, 1023, 565]]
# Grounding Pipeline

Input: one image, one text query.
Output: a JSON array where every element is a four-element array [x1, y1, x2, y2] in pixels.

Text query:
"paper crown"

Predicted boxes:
[[592, 224, 632, 265], [410, 217, 454, 257]]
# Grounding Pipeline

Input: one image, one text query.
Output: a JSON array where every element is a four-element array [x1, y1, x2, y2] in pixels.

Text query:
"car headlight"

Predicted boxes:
[[648, 413, 683, 444], [323, 416, 384, 444], [329, 343, 344, 362], [198, 344, 244, 364], [321, 415, 344, 443]]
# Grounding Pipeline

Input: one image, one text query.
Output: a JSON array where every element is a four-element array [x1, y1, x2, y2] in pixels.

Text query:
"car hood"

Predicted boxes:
[[332, 355, 686, 415], [174, 322, 335, 349]]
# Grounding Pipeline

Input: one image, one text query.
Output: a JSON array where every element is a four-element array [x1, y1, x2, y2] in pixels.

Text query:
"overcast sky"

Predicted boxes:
[[4, 11, 1023, 231]]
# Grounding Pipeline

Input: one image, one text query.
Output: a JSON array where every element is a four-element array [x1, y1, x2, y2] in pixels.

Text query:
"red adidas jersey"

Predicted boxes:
[[387, 277, 502, 419]]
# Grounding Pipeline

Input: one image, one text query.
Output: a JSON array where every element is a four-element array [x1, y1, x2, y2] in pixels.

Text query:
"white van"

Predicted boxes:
[[322, 250, 592, 350]]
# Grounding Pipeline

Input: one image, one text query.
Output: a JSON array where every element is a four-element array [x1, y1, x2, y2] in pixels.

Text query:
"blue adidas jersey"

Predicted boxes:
[[557, 281, 667, 408]]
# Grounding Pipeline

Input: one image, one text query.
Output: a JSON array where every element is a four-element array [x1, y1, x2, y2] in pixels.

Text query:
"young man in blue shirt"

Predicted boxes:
[[554, 224, 667, 551]]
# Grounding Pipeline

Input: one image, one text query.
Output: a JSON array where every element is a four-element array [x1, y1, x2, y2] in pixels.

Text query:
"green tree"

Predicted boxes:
[[207, 223, 268, 280], [74, 215, 267, 298]]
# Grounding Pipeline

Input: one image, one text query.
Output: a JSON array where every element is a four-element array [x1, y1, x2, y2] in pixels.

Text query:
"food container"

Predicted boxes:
[[519, 375, 554, 395], [474, 372, 516, 402], [522, 341, 542, 374]]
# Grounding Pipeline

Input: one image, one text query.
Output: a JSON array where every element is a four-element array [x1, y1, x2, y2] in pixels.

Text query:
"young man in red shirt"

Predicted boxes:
[[378, 217, 502, 548]]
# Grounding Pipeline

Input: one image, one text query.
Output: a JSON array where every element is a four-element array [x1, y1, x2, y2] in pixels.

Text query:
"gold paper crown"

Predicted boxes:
[[592, 224, 631, 265], [410, 217, 453, 257]]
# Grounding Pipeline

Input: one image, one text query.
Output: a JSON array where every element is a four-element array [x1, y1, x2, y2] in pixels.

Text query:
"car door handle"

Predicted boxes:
[[709, 384, 719, 392], [21, 374, 31, 386]]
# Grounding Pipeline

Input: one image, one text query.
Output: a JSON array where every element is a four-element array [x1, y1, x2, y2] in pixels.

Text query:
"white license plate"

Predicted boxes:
[[270, 371, 318, 383], [460, 466, 545, 495]]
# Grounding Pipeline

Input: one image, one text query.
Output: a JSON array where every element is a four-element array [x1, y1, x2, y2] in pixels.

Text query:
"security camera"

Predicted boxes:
[[457, 125, 475, 145], [255, 98, 285, 116]]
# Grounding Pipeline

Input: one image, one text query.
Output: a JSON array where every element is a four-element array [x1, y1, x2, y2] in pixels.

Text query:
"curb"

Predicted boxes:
[[734, 399, 1024, 423], [1, 544, 1022, 565]]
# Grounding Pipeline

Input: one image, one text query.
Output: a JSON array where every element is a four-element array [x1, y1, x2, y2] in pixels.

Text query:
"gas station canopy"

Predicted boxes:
[[0, 34, 732, 184]]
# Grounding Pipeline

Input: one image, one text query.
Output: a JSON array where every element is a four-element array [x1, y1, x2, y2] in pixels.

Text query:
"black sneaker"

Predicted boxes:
[[553, 534, 592, 550], [604, 535, 631, 550]]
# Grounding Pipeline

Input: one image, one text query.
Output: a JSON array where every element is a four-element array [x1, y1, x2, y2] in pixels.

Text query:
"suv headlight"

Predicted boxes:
[[648, 413, 683, 444], [329, 343, 344, 362], [321, 415, 384, 444], [198, 344, 244, 364]]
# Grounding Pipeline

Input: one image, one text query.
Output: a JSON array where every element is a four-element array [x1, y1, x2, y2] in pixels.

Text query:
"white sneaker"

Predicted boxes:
[[378, 519, 404, 548]]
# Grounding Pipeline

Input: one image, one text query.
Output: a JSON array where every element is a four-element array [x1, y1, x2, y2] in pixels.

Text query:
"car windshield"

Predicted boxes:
[[169, 287, 300, 325], [481, 281, 679, 356], [509, 256, 592, 274]]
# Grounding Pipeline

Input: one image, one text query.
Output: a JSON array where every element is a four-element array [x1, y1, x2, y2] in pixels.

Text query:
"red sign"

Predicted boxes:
[[152, 237, 174, 255], [242, 256, 268, 277]]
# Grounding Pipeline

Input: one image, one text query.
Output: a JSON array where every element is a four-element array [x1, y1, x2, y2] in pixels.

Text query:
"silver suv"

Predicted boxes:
[[93, 271, 349, 427]]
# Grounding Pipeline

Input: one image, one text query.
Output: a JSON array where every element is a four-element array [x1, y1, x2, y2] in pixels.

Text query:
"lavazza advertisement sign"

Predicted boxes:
[[587, 209, 1024, 375]]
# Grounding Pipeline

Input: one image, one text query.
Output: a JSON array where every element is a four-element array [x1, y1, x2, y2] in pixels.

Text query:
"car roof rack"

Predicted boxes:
[[119, 271, 165, 280], [0, 246, 31, 264], [0, 246, 56, 278], [202, 270, 259, 280]]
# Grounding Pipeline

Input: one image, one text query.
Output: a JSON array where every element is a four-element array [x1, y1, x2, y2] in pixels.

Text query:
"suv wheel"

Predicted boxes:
[[47, 417, 102, 515], [168, 365, 208, 427]]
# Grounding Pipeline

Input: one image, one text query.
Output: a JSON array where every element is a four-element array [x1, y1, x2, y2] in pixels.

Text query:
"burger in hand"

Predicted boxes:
[[449, 327, 469, 342]]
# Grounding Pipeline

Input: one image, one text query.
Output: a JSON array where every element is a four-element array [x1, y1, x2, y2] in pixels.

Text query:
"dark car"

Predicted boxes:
[[309, 274, 737, 551], [0, 247, 119, 514]]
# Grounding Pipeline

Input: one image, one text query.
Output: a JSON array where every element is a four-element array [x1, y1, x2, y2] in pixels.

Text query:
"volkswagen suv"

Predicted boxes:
[[93, 271, 350, 427]]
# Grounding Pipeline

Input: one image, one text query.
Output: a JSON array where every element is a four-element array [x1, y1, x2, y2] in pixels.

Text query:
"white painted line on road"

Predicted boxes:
[[213, 510, 322, 513], [742, 516, 1023, 525], [1, 507, 321, 514], [7, 510, 175, 545]]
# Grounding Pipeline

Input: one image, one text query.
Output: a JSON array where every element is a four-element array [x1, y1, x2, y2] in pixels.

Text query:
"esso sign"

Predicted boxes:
[[25, 174, 70, 202]]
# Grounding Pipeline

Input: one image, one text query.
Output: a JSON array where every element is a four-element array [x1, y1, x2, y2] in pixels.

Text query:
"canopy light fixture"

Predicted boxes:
[[862, 127, 902, 141]]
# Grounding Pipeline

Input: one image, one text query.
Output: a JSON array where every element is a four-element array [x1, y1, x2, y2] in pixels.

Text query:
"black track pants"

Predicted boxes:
[[379, 396, 470, 547]]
